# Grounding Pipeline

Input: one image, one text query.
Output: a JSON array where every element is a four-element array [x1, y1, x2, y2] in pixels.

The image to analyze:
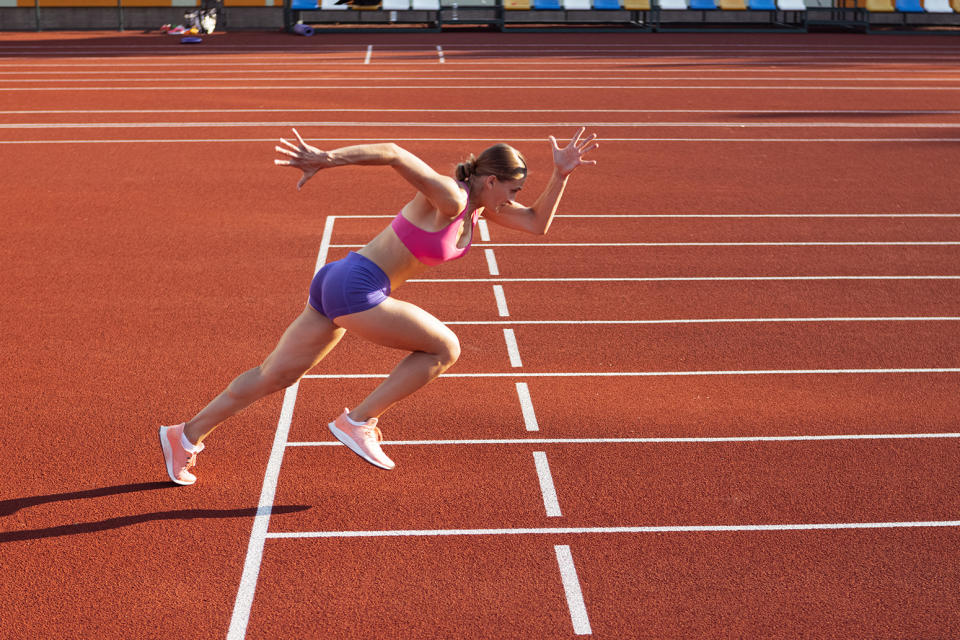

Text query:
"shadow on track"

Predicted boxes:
[[0, 481, 311, 543], [0, 481, 173, 516]]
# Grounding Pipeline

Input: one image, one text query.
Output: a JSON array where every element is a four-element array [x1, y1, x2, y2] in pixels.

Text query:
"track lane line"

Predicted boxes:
[[534, 452, 563, 517], [555, 545, 592, 636], [265, 519, 960, 539], [285, 433, 960, 446], [227, 215, 336, 639], [301, 369, 960, 379]]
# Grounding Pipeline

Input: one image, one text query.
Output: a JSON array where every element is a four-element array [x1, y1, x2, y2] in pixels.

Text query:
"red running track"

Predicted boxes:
[[2, 30, 960, 639]]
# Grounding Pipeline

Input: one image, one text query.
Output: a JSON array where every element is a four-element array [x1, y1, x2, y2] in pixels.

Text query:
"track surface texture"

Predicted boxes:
[[2, 30, 960, 639]]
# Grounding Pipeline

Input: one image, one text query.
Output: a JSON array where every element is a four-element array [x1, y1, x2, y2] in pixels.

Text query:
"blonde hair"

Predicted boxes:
[[456, 143, 527, 183]]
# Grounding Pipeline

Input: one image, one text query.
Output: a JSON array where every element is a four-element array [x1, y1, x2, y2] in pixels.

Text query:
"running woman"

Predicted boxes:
[[159, 127, 598, 485]]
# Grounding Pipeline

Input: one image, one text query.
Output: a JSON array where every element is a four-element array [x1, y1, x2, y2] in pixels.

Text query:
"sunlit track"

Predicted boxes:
[[6, 32, 960, 640]]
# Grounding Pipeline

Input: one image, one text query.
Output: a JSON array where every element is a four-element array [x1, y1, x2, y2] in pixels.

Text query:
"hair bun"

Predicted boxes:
[[455, 156, 478, 182]]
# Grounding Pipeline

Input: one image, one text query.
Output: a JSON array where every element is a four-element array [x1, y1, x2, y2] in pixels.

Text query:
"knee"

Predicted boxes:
[[255, 364, 303, 394], [435, 331, 461, 368]]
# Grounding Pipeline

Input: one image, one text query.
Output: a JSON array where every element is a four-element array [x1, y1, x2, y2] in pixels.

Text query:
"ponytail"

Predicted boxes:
[[455, 155, 478, 182]]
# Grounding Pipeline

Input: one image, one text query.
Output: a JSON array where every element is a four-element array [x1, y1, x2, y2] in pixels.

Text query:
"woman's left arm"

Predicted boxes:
[[483, 127, 598, 236]]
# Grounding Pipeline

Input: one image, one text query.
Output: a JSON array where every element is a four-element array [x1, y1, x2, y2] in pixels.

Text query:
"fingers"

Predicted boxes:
[[577, 133, 598, 150], [570, 126, 586, 145], [279, 136, 300, 151], [293, 128, 308, 148], [579, 141, 600, 156], [275, 144, 298, 158]]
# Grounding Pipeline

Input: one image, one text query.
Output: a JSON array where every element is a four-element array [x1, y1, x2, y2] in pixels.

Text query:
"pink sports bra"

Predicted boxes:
[[390, 194, 481, 267]]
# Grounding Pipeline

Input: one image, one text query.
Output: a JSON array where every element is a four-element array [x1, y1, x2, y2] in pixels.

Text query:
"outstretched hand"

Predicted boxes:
[[274, 128, 331, 191], [549, 127, 599, 178]]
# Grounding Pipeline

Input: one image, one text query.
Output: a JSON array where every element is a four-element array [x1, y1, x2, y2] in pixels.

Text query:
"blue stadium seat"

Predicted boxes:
[[689, 0, 718, 7], [895, 0, 924, 10], [291, 0, 319, 8], [593, 0, 621, 8], [534, 0, 563, 7], [748, 0, 777, 8]]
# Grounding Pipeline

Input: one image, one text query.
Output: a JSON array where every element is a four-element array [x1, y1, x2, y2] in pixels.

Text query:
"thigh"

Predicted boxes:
[[261, 304, 346, 376], [333, 296, 456, 354]]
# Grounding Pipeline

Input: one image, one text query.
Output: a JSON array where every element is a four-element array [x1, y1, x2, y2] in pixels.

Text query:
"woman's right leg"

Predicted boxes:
[[183, 304, 345, 445], [332, 296, 461, 423]]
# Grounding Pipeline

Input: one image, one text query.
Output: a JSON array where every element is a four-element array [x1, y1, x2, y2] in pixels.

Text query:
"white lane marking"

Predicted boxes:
[[4, 108, 960, 115], [478, 219, 491, 241], [308, 213, 960, 218], [443, 318, 960, 326], [4, 85, 960, 92], [364, 45, 372, 65], [9, 138, 960, 145], [286, 432, 960, 446], [534, 452, 563, 517], [227, 380, 300, 640], [492, 285, 510, 317], [11, 121, 960, 131], [436, 46, 445, 64], [410, 276, 960, 283], [331, 241, 960, 247], [302, 368, 960, 379], [515, 382, 539, 432], [265, 519, 960, 539], [484, 248, 500, 275], [555, 546, 593, 636], [228, 216, 335, 640], [503, 329, 522, 368]]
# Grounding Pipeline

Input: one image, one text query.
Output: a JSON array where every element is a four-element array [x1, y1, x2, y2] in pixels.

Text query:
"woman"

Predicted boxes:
[[159, 127, 598, 485]]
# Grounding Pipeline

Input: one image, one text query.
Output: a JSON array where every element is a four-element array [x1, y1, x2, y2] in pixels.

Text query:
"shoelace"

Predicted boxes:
[[185, 452, 198, 469], [362, 425, 384, 443]]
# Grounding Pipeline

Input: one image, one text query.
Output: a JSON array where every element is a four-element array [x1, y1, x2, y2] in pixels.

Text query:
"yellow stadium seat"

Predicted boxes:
[[623, 0, 650, 8], [951, 0, 960, 9], [504, 0, 531, 7], [865, 0, 894, 9], [719, 0, 747, 8]]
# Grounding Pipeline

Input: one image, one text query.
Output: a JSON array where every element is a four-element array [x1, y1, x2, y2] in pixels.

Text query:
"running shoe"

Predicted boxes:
[[158, 423, 204, 485], [328, 409, 395, 470]]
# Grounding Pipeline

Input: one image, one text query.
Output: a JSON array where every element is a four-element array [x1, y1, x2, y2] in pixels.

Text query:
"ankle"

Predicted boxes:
[[182, 423, 202, 449]]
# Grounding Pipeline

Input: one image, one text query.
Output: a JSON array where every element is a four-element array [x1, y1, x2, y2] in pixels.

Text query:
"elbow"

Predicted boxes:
[[386, 143, 405, 164]]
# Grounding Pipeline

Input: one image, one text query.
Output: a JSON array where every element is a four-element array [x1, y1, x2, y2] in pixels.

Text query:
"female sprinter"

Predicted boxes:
[[159, 127, 598, 485]]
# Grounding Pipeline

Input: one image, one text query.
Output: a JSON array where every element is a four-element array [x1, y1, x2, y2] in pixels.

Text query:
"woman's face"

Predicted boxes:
[[482, 176, 525, 212]]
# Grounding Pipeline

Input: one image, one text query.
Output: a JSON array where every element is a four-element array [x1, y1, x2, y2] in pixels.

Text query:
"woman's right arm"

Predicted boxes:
[[275, 129, 464, 217]]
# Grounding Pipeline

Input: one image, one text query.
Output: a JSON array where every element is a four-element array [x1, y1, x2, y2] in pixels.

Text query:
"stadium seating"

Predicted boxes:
[[719, 0, 747, 9], [291, 0, 319, 8], [658, 0, 688, 7], [747, 0, 778, 9], [563, 0, 591, 8], [865, 0, 895, 10], [623, 0, 650, 9], [382, 0, 411, 8], [592, 0, 621, 8], [776, 0, 805, 9], [533, 0, 563, 8], [689, 0, 718, 8], [894, 0, 924, 10], [411, 0, 438, 8], [922, 0, 953, 11], [504, 0, 531, 8]]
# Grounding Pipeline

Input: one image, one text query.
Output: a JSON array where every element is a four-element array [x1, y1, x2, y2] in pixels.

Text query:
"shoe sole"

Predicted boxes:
[[328, 422, 395, 470], [158, 426, 195, 486]]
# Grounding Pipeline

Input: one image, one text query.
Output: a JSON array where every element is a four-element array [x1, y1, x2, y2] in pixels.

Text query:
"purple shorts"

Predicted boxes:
[[309, 252, 391, 320]]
